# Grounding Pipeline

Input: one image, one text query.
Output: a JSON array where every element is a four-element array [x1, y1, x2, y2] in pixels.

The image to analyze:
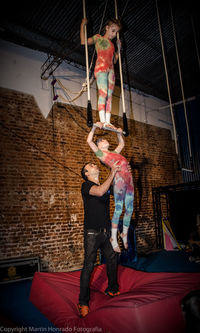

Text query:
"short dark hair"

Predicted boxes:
[[81, 163, 89, 181], [107, 18, 122, 30], [96, 138, 104, 146]]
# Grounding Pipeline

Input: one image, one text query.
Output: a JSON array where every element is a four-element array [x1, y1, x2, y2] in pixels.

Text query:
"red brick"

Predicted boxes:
[[0, 87, 181, 271]]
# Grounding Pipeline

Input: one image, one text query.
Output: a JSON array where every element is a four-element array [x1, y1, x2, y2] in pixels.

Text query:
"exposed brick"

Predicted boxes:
[[0, 87, 182, 271]]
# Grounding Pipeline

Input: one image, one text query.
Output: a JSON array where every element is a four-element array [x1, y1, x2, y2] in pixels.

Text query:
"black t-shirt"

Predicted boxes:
[[81, 180, 111, 230]]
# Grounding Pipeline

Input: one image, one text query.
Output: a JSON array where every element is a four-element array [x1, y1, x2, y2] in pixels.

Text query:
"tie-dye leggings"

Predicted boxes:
[[96, 70, 115, 113], [112, 173, 134, 228]]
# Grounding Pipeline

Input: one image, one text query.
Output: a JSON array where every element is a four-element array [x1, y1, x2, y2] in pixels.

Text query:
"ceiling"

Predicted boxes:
[[0, 0, 199, 103]]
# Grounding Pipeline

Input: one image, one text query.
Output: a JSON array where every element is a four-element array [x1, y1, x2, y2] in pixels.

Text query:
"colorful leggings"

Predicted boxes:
[[96, 70, 115, 113], [112, 176, 134, 228]]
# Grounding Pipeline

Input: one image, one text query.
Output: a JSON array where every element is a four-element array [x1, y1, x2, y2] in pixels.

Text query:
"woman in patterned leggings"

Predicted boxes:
[[80, 18, 121, 129], [87, 123, 134, 253]]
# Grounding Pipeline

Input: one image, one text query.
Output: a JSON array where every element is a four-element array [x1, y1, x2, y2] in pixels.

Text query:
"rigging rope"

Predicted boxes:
[[53, 0, 130, 136], [52, 0, 108, 103], [114, 0, 129, 136], [155, 0, 179, 156], [54, 77, 94, 103], [170, 1, 192, 163]]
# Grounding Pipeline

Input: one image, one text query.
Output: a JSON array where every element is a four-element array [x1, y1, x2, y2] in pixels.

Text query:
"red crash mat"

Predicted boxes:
[[29, 264, 200, 333]]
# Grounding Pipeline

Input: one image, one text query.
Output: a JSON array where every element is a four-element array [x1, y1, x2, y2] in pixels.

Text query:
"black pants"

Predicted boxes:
[[79, 229, 118, 306]]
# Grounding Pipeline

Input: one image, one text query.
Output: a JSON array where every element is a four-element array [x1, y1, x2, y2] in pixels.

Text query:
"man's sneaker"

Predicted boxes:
[[77, 303, 89, 317], [104, 288, 120, 297]]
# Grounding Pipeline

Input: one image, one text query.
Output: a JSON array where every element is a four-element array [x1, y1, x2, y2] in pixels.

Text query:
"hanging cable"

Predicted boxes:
[[88, 0, 109, 74], [82, 0, 93, 127], [190, 13, 200, 72], [156, 0, 179, 161], [48, 1, 108, 106], [120, 0, 130, 20], [114, 0, 129, 136], [170, 1, 193, 166]]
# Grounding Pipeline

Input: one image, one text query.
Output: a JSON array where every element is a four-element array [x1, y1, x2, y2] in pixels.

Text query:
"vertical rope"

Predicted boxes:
[[89, 0, 109, 73], [114, 0, 129, 136], [83, 0, 93, 127], [82, 0, 91, 101], [156, 0, 179, 156], [170, 1, 192, 160], [114, 0, 126, 115], [191, 14, 200, 72]]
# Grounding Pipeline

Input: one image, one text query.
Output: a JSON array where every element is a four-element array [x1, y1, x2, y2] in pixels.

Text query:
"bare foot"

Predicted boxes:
[[120, 233, 128, 249], [103, 123, 117, 130], [113, 245, 121, 253], [110, 238, 121, 253], [95, 122, 103, 128]]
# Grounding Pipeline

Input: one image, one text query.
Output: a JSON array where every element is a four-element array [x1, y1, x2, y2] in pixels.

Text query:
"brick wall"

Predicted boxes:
[[0, 87, 182, 271]]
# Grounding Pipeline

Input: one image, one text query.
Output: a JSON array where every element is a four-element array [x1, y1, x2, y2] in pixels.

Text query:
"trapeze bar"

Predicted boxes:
[[93, 124, 125, 135]]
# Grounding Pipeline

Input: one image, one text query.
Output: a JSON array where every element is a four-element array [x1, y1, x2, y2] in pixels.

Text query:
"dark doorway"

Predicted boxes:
[[153, 181, 200, 248], [169, 189, 200, 243]]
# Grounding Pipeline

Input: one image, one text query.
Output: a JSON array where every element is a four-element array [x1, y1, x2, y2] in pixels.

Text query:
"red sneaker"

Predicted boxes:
[[77, 303, 89, 317]]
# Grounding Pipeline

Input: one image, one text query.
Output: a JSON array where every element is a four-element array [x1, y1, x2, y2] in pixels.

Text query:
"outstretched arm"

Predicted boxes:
[[89, 161, 120, 197], [80, 18, 94, 45], [115, 128, 125, 154], [86, 125, 98, 153]]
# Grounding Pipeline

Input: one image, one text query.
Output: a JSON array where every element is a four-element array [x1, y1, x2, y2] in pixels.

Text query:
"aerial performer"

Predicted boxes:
[[80, 17, 122, 130], [87, 122, 134, 252]]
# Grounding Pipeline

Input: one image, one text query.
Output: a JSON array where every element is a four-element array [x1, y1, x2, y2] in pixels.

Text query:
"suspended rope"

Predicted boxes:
[[155, 0, 179, 161], [51, 77, 91, 134], [114, 0, 129, 136], [52, 0, 130, 135], [190, 13, 200, 71], [82, 0, 93, 127], [51, 77, 94, 103], [88, 0, 109, 74], [51, 0, 108, 107], [170, 1, 193, 169], [119, 0, 130, 20]]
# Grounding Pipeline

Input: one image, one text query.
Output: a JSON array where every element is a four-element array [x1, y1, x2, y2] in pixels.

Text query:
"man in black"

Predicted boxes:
[[78, 162, 120, 317]]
